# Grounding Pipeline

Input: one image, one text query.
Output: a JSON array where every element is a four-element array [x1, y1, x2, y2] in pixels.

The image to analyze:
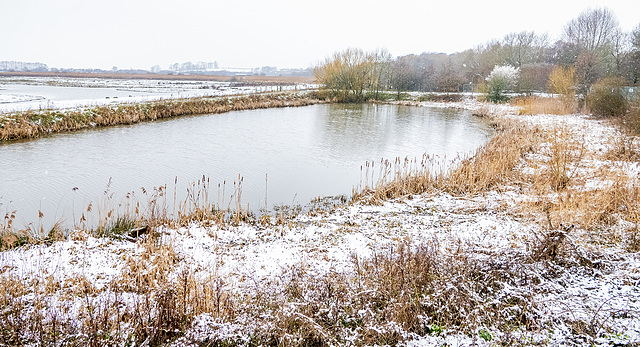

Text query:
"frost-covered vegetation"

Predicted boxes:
[[1, 96, 639, 346]]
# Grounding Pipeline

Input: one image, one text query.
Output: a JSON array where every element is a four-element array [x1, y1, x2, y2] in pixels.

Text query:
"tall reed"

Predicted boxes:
[[354, 118, 541, 202], [0, 174, 254, 249]]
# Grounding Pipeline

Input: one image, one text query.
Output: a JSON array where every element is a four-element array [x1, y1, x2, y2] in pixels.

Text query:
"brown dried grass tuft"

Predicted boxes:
[[604, 135, 640, 162], [552, 179, 640, 231], [543, 125, 585, 192]]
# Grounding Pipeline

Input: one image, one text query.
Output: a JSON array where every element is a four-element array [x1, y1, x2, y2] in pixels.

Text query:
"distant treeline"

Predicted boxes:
[[0, 60, 312, 77], [315, 7, 640, 101], [0, 61, 49, 72]]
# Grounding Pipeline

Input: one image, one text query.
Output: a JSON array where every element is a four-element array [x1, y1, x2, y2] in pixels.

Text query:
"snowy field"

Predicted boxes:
[[0, 76, 316, 113], [1, 100, 639, 345]]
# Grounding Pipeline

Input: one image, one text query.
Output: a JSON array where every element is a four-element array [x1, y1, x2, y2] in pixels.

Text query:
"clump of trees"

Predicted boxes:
[[313, 48, 391, 102], [315, 7, 640, 108]]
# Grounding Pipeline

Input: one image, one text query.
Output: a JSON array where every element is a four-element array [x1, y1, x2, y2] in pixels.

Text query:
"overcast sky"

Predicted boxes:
[[1, 0, 639, 70]]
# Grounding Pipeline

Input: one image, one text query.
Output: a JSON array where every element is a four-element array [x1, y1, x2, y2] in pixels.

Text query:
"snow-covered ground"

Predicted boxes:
[[0, 76, 316, 113], [1, 100, 639, 346]]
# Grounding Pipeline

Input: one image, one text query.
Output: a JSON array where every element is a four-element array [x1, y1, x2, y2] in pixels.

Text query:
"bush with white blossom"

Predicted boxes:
[[486, 65, 519, 102]]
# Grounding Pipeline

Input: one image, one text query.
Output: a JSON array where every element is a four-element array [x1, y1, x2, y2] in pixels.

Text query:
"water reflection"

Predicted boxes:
[[0, 104, 492, 230]]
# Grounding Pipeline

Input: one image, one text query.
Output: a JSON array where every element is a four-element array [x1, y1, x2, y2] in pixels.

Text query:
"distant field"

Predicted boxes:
[[0, 71, 316, 84]]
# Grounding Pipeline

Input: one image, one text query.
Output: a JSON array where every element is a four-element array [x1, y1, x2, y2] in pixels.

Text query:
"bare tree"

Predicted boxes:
[[368, 49, 393, 99], [563, 7, 619, 53], [575, 51, 603, 94], [633, 24, 640, 50], [502, 31, 548, 67], [436, 59, 465, 92], [389, 56, 416, 98], [610, 28, 629, 76], [546, 40, 580, 66]]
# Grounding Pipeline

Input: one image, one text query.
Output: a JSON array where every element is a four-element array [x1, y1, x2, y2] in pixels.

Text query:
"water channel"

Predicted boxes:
[[0, 103, 493, 230]]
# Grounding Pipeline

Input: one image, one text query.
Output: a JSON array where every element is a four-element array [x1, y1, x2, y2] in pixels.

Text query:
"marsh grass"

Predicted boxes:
[[0, 238, 236, 346], [513, 95, 576, 115], [346, 107, 640, 345], [544, 125, 585, 191], [355, 109, 639, 235], [353, 118, 542, 203], [623, 100, 640, 135], [0, 207, 66, 250], [0, 174, 260, 250], [0, 92, 322, 142], [519, 124, 640, 233], [603, 132, 640, 164]]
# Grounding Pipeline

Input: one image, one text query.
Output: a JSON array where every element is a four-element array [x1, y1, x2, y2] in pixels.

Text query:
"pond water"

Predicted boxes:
[[0, 103, 493, 230]]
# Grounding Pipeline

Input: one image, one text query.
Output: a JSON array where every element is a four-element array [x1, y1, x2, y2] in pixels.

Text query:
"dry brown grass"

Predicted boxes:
[[355, 106, 639, 236], [221, 239, 543, 346], [543, 125, 585, 191], [0, 235, 236, 346], [623, 100, 640, 135], [516, 122, 640, 233], [513, 95, 576, 116], [445, 119, 540, 195], [346, 108, 640, 344], [604, 135, 640, 162], [354, 117, 543, 203]]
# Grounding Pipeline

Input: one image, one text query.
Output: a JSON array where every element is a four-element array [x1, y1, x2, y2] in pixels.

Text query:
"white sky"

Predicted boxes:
[[1, 0, 639, 70]]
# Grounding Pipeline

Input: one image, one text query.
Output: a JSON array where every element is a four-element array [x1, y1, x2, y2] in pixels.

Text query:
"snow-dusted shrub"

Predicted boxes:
[[486, 65, 519, 103], [587, 77, 627, 118]]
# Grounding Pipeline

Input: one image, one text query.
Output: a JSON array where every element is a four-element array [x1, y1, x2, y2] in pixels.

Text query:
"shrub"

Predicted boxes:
[[486, 65, 519, 103], [587, 77, 628, 117], [547, 65, 576, 112]]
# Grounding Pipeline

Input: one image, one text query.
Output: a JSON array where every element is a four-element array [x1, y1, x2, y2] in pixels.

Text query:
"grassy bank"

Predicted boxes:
[[0, 91, 323, 142], [1, 97, 639, 346]]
